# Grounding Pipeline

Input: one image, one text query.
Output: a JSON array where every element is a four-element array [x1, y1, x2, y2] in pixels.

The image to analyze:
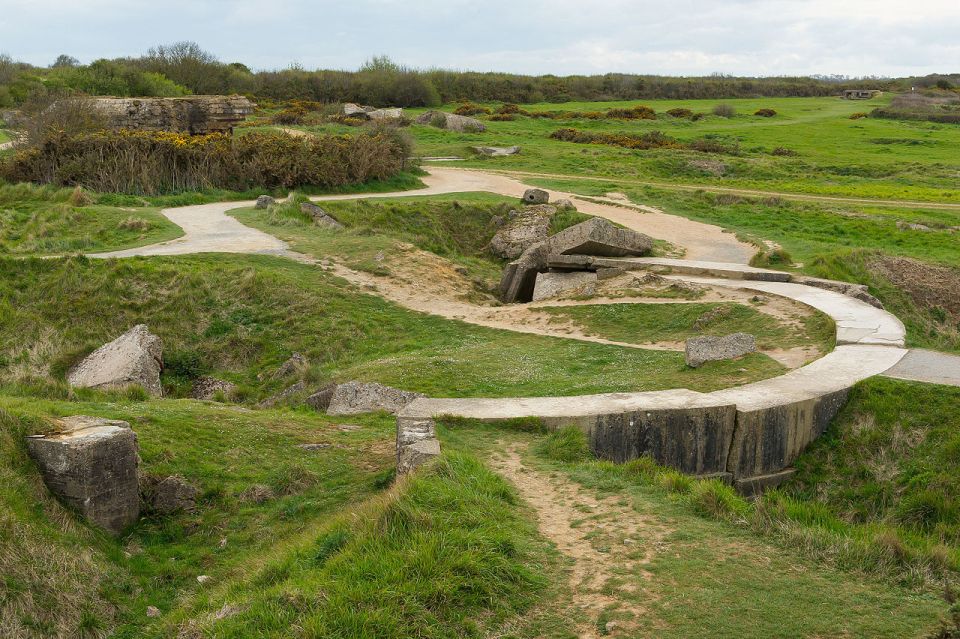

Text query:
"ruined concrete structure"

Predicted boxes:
[[90, 95, 255, 135]]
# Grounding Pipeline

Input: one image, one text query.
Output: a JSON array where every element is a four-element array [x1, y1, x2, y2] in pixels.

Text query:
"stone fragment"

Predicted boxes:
[[26, 416, 140, 534], [596, 266, 626, 280], [342, 103, 369, 117], [487, 205, 556, 259], [368, 107, 403, 120], [257, 381, 307, 409], [196, 575, 211, 585], [554, 198, 575, 210], [531, 271, 598, 301], [67, 325, 163, 396], [274, 352, 308, 379], [415, 110, 486, 132], [305, 383, 338, 412], [255, 195, 275, 209], [142, 474, 198, 515], [522, 188, 549, 205], [472, 145, 520, 156], [396, 416, 441, 474], [326, 381, 426, 416], [300, 202, 344, 229], [190, 377, 236, 401], [146, 606, 160, 618], [685, 333, 757, 368]]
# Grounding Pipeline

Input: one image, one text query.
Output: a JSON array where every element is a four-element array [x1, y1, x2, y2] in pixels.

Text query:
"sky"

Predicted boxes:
[[1, 0, 959, 77]]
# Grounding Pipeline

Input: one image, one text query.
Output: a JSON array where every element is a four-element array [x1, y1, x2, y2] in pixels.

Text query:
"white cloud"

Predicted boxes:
[[0, 0, 957, 76]]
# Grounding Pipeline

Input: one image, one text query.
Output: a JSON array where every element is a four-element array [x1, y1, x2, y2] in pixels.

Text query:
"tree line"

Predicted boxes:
[[0, 42, 953, 110]]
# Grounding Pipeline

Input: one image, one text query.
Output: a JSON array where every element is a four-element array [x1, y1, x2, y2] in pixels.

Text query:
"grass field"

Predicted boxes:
[[267, 96, 960, 202]]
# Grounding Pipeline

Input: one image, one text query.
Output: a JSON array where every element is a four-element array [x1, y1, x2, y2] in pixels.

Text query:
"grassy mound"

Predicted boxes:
[[0, 182, 182, 255], [787, 377, 960, 547], [0, 397, 393, 637], [0, 254, 785, 401], [154, 452, 548, 639]]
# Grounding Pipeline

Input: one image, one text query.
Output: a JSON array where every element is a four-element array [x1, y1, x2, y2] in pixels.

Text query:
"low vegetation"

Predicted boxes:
[[0, 182, 182, 254], [541, 301, 835, 353], [2, 128, 411, 195]]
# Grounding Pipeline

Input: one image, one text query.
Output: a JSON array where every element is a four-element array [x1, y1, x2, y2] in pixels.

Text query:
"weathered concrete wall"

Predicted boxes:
[[724, 388, 849, 481], [90, 95, 255, 135], [589, 404, 737, 475]]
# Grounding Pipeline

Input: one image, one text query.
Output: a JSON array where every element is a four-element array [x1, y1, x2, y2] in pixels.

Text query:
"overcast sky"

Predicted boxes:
[[2, 0, 958, 77]]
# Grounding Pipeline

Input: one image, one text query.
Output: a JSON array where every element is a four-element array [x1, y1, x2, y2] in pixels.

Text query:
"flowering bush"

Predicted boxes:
[[3, 129, 410, 194], [453, 103, 491, 116], [754, 108, 777, 117], [666, 108, 694, 118], [549, 128, 741, 155]]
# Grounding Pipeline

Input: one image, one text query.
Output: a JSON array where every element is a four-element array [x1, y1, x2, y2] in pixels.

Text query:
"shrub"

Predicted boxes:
[[712, 103, 736, 118], [271, 107, 307, 125], [67, 185, 92, 207], [497, 103, 521, 114], [687, 138, 741, 155], [749, 247, 794, 267], [2, 129, 410, 195], [606, 105, 656, 120], [666, 107, 694, 118], [771, 146, 799, 156], [849, 112, 868, 119], [453, 103, 491, 116], [488, 113, 515, 122], [754, 108, 777, 117], [549, 127, 682, 150]]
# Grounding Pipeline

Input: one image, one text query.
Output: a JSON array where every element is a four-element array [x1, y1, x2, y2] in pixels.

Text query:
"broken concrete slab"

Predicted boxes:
[[522, 188, 549, 204], [531, 271, 598, 301], [305, 383, 338, 412], [473, 145, 520, 156], [300, 202, 344, 229], [26, 416, 140, 534], [487, 205, 556, 259], [190, 377, 237, 401], [415, 111, 486, 132], [327, 381, 426, 416], [67, 325, 163, 396], [396, 417, 441, 474], [734, 468, 797, 496], [498, 218, 654, 303], [685, 333, 757, 368]]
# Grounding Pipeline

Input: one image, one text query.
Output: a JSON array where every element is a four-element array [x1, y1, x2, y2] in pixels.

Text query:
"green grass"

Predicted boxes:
[[0, 396, 396, 638], [523, 177, 960, 267], [0, 182, 182, 255], [787, 377, 960, 548], [440, 422, 950, 638], [150, 451, 551, 639], [397, 96, 960, 203], [541, 300, 835, 352], [0, 255, 786, 401]]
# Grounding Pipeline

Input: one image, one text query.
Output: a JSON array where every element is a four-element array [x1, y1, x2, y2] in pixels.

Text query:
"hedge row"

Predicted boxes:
[[1, 129, 410, 195]]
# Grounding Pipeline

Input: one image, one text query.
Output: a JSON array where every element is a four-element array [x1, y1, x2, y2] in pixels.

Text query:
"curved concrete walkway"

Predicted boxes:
[[883, 349, 960, 388]]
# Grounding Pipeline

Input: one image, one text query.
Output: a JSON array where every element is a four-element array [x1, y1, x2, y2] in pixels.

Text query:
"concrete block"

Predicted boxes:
[[26, 416, 139, 535]]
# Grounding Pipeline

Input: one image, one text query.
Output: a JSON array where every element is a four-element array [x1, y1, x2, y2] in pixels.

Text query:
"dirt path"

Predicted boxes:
[[476, 167, 960, 212], [490, 443, 669, 638]]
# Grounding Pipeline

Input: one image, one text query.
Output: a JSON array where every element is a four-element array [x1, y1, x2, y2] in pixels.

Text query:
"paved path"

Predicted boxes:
[[883, 349, 960, 387]]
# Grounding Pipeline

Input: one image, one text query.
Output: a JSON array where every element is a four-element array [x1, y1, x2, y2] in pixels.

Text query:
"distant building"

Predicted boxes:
[[842, 89, 881, 100]]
